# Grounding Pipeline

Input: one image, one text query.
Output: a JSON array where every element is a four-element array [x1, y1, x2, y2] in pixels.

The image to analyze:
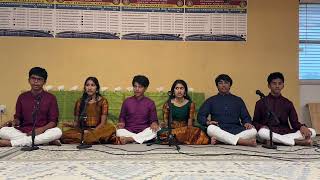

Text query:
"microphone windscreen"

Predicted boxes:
[[256, 90, 261, 95], [255, 90, 265, 98]]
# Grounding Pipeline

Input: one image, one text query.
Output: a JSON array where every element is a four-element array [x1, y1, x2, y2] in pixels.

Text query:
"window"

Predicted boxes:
[[299, 3, 320, 80]]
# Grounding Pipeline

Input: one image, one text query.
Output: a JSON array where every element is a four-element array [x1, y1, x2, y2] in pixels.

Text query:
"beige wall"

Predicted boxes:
[[0, 0, 299, 123], [300, 83, 320, 126]]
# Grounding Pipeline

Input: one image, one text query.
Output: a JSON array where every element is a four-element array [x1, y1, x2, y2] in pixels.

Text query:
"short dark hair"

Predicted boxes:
[[215, 74, 233, 86], [132, 75, 149, 88], [267, 72, 284, 84], [29, 67, 48, 81]]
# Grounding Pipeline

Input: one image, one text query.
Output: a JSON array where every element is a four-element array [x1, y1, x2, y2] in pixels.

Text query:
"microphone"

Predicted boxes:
[[256, 90, 265, 99], [33, 95, 42, 115], [255, 90, 278, 150], [21, 94, 42, 151], [35, 95, 42, 101], [77, 94, 92, 149], [80, 95, 92, 118], [85, 96, 92, 103]]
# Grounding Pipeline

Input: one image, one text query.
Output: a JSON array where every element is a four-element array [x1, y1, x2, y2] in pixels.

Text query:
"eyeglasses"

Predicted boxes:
[[30, 76, 45, 82]]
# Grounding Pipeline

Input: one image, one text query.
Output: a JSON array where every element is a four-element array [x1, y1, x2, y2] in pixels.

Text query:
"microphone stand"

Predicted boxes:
[[21, 96, 41, 151], [259, 95, 277, 149], [77, 97, 92, 149], [147, 94, 180, 151], [166, 99, 180, 151]]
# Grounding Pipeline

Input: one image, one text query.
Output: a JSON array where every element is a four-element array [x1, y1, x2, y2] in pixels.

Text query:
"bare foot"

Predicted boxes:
[[295, 139, 313, 146], [0, 139, 12, 147], [119, 137, 127, 145], [265, 140, 271, 145], [237, 138, 257, 147], [49, 140, 62, 146], [210, 137, 218, 145], [118, 137, 135, 145]]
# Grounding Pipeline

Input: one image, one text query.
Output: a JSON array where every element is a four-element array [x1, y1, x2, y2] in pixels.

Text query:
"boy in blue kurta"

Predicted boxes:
[[198, 74, 257, 146]]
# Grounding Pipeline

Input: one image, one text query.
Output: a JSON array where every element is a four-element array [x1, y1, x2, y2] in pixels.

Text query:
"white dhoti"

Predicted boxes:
[[116, 127, 158, 144], [0, 127, 62, 147], [257, 127, 316, 146], [207, 125, 257, 145]]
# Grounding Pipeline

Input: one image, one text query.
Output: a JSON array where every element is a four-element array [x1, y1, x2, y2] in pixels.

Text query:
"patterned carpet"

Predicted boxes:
[[0, 143, 320, 180]]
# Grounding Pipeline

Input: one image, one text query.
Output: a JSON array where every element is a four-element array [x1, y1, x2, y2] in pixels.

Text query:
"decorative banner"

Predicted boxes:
[[121, 0, 184, 40], [0, 0, 54, 37], [0, 0, 247, 41], [185, 0, 247, 41], [55, 0, 120, 39]]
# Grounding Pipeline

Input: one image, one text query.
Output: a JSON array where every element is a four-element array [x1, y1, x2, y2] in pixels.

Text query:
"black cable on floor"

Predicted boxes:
[[37, 146, 320, 162], [101, 144, 173, 152], [182, 144, 320, 155]]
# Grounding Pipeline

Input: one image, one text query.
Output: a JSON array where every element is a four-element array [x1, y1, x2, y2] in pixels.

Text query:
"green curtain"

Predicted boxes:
[[51, 91, 205, 126]]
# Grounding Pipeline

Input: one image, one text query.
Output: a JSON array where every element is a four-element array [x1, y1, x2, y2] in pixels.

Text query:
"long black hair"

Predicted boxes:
[[169, 79, 191, 100], [79, 77, 101, 115]]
